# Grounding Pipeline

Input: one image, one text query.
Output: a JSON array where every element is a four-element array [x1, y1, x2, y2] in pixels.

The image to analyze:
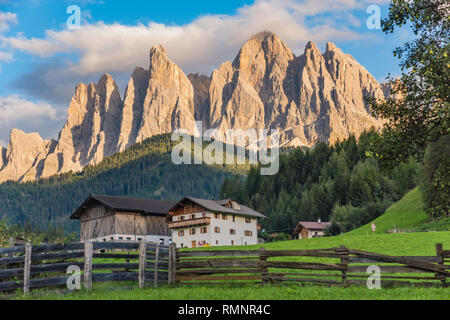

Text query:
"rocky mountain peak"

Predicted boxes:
[[0, 31, 387, 183]]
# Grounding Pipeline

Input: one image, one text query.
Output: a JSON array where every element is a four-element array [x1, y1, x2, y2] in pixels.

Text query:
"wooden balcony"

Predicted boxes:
[[168, 217, 211, 229]]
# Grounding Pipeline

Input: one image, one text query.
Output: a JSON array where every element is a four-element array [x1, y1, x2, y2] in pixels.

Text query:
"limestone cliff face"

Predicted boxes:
[[207, 32, 384, 147], [0, 31, 388, 183], [135, 45, 195, 143]]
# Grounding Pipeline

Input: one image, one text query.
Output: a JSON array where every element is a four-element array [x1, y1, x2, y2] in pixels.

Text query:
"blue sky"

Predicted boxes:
[[0, 0, 413, 146]]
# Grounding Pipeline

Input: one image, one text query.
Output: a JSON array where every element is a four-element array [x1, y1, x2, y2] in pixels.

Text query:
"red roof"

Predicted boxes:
[[293, 221, 331, 234]]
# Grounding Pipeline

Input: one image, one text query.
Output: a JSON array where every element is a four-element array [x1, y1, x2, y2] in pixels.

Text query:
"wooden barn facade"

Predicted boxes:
[[71, 194, 175, 244]]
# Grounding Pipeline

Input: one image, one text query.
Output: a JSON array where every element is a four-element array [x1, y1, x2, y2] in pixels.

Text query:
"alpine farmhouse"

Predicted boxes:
[[167, 197, 266, 248], [71, 194, 174, 245], [292, 219, 331, 239]]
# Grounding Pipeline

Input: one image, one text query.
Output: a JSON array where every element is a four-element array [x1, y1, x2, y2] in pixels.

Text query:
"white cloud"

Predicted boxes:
[[0, 95, 65, 146], [2, 0, 372, 76], [0, 11, 17, 33], [0, 51, 12, 61]]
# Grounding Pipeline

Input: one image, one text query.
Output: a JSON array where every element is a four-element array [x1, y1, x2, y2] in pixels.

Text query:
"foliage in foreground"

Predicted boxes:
[[367, 0, 449, 218]]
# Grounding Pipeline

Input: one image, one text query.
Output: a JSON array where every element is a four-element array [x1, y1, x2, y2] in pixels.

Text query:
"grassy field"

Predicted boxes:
[[13, 282, 450, 300]]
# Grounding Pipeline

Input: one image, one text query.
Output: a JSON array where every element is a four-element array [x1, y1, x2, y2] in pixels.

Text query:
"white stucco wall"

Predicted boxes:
[[171, 211, 258, 248], [87, 234, 172, 245]]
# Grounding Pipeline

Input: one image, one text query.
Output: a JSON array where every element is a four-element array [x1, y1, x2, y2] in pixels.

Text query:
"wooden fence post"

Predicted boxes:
[[338, 245, 349, 286], [154, 243, 160, 288], [84, 241, 93, 291], [23, 242, 32, 295], [436, 243, 447, 287], [168, 243, 176, 285], [138, 240, 147, 289], [259, 247, 268, 285]]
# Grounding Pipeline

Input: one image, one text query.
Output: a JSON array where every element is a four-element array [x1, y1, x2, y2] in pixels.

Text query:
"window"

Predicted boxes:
[[222, 214, 227, 220], [180, 243, 184, 248], [137, 237, 142, 241], [232, 215, 236, 222], [245, 218, 251, 223], [229, 229, 236, 235], [126, 237, 131, 241], [216, 240, 219, 245], [178, 230, 185, 237], [202, 212, 207, 218], [180, 216, 185, 221], [214, 213, 220, 219], [160, 238, 164, 245], [190, 228, 196, 235], [201, 227, 207, 234], [231, 240, 234, 245], [110, 237, 114, 240], [214, 227, 220, 233], [245, 230, 253, 237], [118, 237, 123, 240], [191, 214, 196, 219]]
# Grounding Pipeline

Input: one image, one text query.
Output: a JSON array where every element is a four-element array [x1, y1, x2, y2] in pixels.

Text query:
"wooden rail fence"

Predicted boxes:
[[175, 243, 450, 288], [1, 242, 449, 294], [0, 241, 176, 294]]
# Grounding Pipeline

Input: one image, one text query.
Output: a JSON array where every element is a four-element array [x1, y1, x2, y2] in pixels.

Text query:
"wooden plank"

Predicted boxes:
[[177, 259, 259, 269], [348, 265, 432, 274], [436, 243, 447, 287], [168, 243, 176, 285], [177, 275, 262, 281], [177, 250, 259, 258], [92, 271, 168, 283], [31, 243, 84, 253], [176, 268, 261, 275], [348, 256, 441, 264], [93, 253, 139, 260], [442, 250, 450, 258], [0, 245, 24, 255], [267, 275, 342, 285], [259, 247, 267, 285], [178, 281, 260, 286], [23, 242, 32, 295], [0, 256, 24, 265], [31, 251, 85, 262], [84, 241, 93, 291], [262, 250, 341, 259], [0, 262, 85, 279], [93, 242, 139, 250], [340, 245, 349, 286], [346, 273, 441, 280], [347, 278, 441, 288], [139, 241, 147, 289], [262, 261, 346, 271], [349, 249, 450, 276], [93, 263, 139, 270], [154, 243, 159, 288]]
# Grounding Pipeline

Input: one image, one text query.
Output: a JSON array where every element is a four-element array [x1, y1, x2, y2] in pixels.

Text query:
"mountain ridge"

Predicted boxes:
[[0, 31, 387, 183]]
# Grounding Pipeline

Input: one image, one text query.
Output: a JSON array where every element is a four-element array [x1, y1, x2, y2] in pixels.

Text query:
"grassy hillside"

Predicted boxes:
[[347, 187, 450, 235], [347, 188, 427, 235]]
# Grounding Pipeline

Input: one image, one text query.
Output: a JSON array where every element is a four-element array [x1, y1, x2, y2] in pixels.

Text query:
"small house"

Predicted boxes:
[[167, 197, 266, 248], [293, 218, 331, 239], [70, 194, 175, 244]]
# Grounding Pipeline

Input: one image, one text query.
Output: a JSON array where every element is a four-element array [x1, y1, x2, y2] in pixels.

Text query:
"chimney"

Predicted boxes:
[[318, 217, 321, 224]]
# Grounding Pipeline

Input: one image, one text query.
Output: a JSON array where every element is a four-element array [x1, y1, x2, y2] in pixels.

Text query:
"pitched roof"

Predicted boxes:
[[293, 221, 331, 234], [169, 197, 266, 219], [71, 194, 176, 219]]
